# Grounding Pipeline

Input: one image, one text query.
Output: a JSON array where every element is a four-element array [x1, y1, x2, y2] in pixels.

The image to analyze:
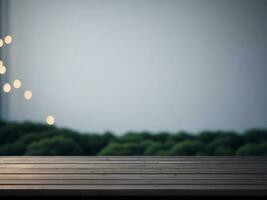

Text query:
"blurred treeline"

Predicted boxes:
[[0, 120, 267, 156]]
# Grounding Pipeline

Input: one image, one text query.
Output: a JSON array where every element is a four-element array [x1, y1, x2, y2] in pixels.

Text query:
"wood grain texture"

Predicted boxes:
[[0, 156, 266, 196]]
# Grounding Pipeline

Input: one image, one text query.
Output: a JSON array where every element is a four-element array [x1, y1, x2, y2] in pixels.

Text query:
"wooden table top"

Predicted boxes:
[[0, 156, 266, 196]]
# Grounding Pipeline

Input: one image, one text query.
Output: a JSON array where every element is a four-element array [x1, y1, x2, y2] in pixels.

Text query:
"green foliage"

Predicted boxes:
[[165, 131, 194, 147], [119, 132, 144, 143], [197, 131, 221, 144], [0, 120, 267, 155], [26, 135, 83, 155], [0, 121, 53, 146], [83, 133, 115, 155], [207, 133, 242, 155], [152, 132, 170, 143], [168, 140, 206, 155], [169, 131, 194, 142], [213, 146, 235, 155], [236, 142, 267, 155], [144, 142, 166, 155], [243, 129, 267, 143], [98, 142, 146, 156]]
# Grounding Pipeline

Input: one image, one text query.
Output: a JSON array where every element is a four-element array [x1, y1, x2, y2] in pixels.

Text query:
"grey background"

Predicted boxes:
[[1, 0, 267, 134]]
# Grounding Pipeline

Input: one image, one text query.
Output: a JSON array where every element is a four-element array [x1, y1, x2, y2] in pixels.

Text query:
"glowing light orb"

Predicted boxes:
[[13, 79, 21, 89], [0, 66, 6, 74], [4, 35, 12, 44], [46, 115, 55, 125], [0, 39, 3, 47], [3, 83, 11, 93], [0, 60, 3, 66], [24, 90, 33, 100]]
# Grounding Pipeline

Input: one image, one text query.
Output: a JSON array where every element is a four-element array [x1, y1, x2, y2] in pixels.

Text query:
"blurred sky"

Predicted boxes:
[[1, 0, 267, 134]]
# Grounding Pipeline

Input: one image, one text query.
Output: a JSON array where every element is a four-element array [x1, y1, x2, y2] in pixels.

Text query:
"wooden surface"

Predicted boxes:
[[0, 156, 266, 196]]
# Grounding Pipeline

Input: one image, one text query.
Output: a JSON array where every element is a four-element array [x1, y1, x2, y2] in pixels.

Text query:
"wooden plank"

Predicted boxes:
[[0, 156, 266, 196], [0, 159, 267, 165], [0, 189, 266, 196], [0, 163, 266, 169], [0, 184, 267, 190], [1, 174, 266, 180], [1, 156, 266, 161], [0, 179, 266, 185], [1, 157, 266, 164], [0, 168, 266, 174]]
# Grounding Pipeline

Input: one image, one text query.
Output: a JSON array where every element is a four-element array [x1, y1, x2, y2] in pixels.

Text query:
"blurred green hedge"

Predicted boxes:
[[0, 120, 267, 156]]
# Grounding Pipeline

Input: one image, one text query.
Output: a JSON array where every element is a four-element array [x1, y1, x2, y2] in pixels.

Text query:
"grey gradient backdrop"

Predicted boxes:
[[1, 0, 267, 134]]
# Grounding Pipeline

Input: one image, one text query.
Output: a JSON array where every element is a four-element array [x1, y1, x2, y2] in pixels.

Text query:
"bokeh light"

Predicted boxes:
[[24, 90, 33, 100], [4, 35, 12, 44], [3, 83, 11, 93], [13, 79, 21, 89], [46, 115, 55, 125], [0, 66, 7, 74], [0, 60, 3, 66], [0, 39, 3, 47]]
